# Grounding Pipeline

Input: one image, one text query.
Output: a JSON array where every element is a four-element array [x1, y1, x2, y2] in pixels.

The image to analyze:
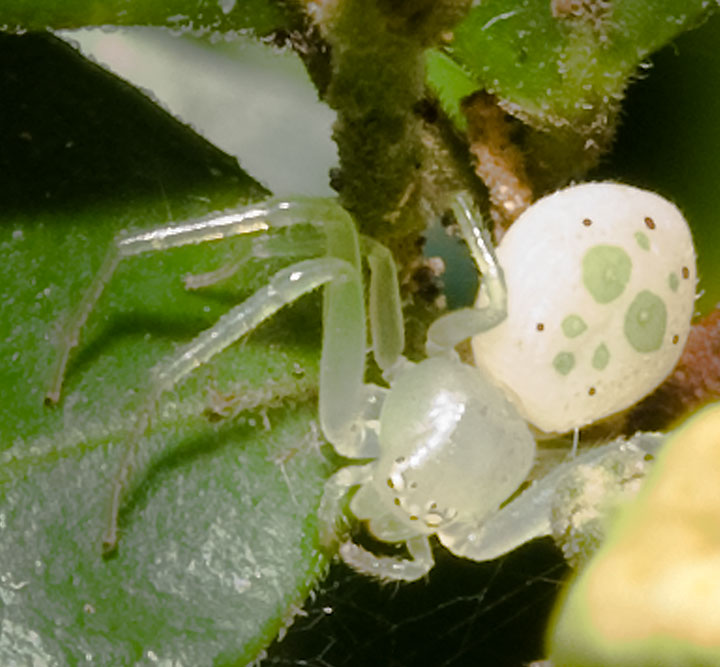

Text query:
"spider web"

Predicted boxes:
[[262, 538, 568, 667]]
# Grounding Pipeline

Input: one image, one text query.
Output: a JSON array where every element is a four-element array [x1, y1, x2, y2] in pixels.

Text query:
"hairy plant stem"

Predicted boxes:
[[310, 0, 471, 269]]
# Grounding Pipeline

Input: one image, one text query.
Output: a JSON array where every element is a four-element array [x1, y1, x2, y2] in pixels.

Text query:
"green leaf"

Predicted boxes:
[[424, 49, 478, 132], [0, 0, 290, 34], [431, 0, 715, 132], [0, 32, 332, 665]]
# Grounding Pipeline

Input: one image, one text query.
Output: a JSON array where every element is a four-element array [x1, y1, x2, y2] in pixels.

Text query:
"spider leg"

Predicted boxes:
[[315, 204, 367, 452], [426, 192, 508, 355], [319, 463, 435, 581], [318, 463, 374, 547], [183, 254, 251, 291], [437, 493, 554, 564], [362, 236, 404, 373], [102, 255, 358, 554], [319, 459, 434, 582], [45, 198, 349, 404], [311, 235, 403, 460], [184, 230, 327, 290], [437, 433, 666, 563], [339, 535, 434, 582]]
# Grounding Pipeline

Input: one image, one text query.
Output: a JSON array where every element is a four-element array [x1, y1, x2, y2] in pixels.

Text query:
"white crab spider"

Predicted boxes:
[[44, 184, 695, 582]]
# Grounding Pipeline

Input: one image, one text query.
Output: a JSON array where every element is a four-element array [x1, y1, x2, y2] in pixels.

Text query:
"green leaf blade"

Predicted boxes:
[[1, 32, 332, 665], [433, 0, 716, 131]]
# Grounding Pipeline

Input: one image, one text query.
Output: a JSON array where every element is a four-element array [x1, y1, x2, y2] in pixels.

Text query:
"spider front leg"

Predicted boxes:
[[436, 432, 666, 565]]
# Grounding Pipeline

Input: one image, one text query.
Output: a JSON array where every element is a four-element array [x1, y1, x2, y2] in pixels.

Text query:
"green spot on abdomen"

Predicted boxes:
[[634, 232, 650, 250], [592, 343, 610, 370], [582, 245, 632, 304], [562, 314, 587, 338], [624, 290, 667, 353], [668, 272, 679, 292], [553, 352, 575, 375]]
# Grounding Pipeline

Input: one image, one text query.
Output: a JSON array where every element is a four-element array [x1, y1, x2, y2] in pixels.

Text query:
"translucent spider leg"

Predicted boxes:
[[426, 192, 508, 355], [320, 234, 405, 462], [362, 236, 405, 374], [316, 236, 404, 538], [318, 462, 435, 582], [318, 464, 374, 546], [339, 535, 434, 581], [183, 230, 330, 290], [437, 432, 667, 564], [44, 198, 350, 404]]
